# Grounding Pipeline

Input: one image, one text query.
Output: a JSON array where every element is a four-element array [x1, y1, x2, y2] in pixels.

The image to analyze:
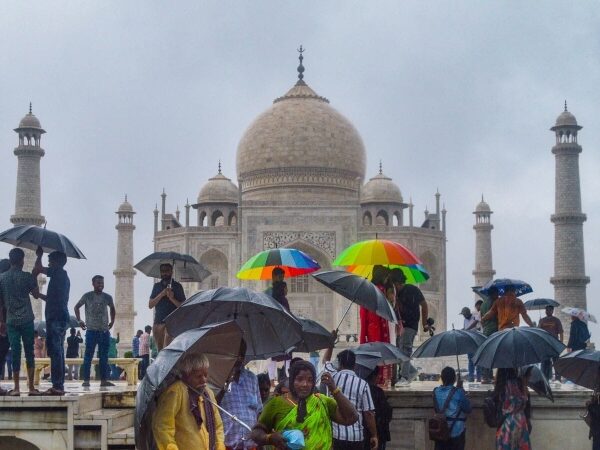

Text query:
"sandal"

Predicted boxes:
[[42, 387, 64, 396], [7, 389, 21, 396], [28, 389, 43, 396]]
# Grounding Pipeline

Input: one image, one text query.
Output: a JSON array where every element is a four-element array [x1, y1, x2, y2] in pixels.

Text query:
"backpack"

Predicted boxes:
[[428, 387, 458, 441], [483, 390, 503, 428]]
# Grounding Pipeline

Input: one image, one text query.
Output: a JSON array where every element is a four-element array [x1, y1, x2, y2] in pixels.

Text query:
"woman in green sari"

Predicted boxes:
[[251, 360, 358, 449]]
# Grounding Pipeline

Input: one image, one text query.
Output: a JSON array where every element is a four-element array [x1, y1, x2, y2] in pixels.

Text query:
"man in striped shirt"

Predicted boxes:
[[324, 350, 378, 450]]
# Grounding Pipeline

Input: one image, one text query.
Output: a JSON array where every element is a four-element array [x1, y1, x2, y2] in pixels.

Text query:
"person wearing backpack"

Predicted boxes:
[[430, 366, 471, 450]]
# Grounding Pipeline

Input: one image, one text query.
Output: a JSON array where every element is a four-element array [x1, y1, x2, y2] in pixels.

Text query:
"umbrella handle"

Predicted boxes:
[[335, 301, 355, 336]]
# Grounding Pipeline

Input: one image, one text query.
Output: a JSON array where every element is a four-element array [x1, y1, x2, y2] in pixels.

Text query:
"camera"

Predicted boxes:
[[426, 317, 435, 336]]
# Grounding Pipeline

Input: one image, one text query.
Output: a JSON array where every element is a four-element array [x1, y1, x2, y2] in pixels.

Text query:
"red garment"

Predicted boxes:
[[359, 307, 390, 344]]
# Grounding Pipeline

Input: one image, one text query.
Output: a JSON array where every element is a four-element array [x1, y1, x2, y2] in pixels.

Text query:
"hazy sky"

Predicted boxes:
[[1, 2, 599, 340]]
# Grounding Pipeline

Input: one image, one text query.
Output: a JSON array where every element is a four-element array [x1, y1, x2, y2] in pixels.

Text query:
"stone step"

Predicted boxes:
[[108, 425, 135, 447], [78, 407, 134, 434], [74, 392, 104, 415]]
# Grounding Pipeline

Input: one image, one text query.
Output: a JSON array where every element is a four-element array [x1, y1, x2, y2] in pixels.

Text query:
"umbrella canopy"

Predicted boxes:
[[554, 349, 600, 390], [294, 318, 335, 353], [345, 264, 429, 285], [236, 248, 320, 280], [312, 270, 397, 324], [521, 365, 553, 402], [523, 298, 560, 311], [135, 321, 243, 450], [472, 327, 565, 369], [134, 251, 210, 282], [479, 278, 533, 296], [353, 351, 384, 379], [332, 239, 422, 267], [412, 329, 487, 359], [354, 342, 410, 365], [0, 225, 85, 259], [165, 287, 303, 360], [562, 307, 597, 324], [35, 315, 80, 337]]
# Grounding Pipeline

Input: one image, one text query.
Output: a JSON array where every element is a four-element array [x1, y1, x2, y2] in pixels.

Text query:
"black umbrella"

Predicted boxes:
[[521, 365, 554, 402], [412, 329, 487, 379], [35, 315, 80, 337], [294, 318, 335, 353], [312, 270, 396, 331], [523, 299, 560, 311], [135, 321, 244, 450], [354, 342, 410, 365], [165, 287, 303, 360], [554, 349, 600, 390], [0, 225, 85, 259], [472, 327, 565, 369], [135, 251, 210, 282]]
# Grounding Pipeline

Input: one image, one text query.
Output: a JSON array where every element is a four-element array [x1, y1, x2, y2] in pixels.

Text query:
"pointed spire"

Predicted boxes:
[[218, 159, 222, 174], [124, 194, 128, 202], [296, 45, 306, 85], [481, 194, 485, 202], [564, 100, 568, 112], [379, 160, 383, 175], [185, 198, 190, 207], [29, 102, 32, 114]]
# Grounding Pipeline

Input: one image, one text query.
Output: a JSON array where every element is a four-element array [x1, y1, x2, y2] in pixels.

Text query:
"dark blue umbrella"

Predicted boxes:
[[293, 318, 335, 353], [523, 298, 560, 311], [0, 225, 85, 259], [473, 327, 565, 369], [554, 349, 600, 390], [354, 342, 410, 365], [165, 287, 303, 360], [521, 365, 554, 402], [479, 278, 533, 296], [134, 251, 211, 282], [135, 321, 244, 450]]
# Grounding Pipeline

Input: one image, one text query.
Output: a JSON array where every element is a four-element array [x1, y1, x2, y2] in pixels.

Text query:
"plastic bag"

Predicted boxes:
[[282, 429, 305, 449]]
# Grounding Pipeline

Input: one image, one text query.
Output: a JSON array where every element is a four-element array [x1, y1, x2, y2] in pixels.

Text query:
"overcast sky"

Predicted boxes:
[[1, 2, 599, 341]]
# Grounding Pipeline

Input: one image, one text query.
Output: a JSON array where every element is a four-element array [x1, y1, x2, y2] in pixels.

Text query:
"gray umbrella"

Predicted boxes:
[[35, 315, 80, 337], [312, 270, 397, 331], [354, 342, 410, 365], [165, 287, 303, 360], [554, 349, 600, 390], [135, 251, 211, 282], [135, 321, 244, 450], [521, 365, 554, 402], [0, 224, 85, 259], [473, 327, 565, 369], [293, 318, 335, 353]]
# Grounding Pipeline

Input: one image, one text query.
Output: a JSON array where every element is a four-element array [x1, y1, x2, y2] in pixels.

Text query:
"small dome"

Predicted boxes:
[[361, 172, 403, 204], [197, 173, 238, 204], [555, 110, 578, 127], [475, 199, 491, 213], [118, 196, 134, 213]]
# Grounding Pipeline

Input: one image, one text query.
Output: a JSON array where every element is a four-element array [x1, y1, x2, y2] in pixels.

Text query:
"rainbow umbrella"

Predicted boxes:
[[237, 248, 320, 280], [345, 264, 429, 284], [333, 239, 423, 267]]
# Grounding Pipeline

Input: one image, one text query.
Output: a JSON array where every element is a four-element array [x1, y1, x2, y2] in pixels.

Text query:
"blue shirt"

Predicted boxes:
[[45, 267, 70, 323], [132, 336, 140, 357], [433, 385, 471, 438]]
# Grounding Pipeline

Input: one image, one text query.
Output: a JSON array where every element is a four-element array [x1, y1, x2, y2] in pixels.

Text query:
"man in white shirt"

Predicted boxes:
[[460, 307, 481, 382]]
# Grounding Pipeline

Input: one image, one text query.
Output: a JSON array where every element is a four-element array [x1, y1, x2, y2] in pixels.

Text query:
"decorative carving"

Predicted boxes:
[[263, 231, 336, 258]]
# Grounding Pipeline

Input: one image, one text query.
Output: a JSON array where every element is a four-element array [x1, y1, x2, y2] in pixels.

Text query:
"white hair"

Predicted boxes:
[[176, 353, 209, 377]]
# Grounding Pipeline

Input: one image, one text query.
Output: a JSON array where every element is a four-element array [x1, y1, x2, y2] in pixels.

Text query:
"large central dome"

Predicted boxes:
[[236, 76, 367, 201]]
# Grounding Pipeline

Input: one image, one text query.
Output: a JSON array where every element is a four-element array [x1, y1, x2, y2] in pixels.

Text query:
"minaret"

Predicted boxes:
[[11, 105, 47, 320], [473, 195, 495, 289], [550, 103, 589, 314], [11, 104, 45, 227], [114, 195, 136, 353]]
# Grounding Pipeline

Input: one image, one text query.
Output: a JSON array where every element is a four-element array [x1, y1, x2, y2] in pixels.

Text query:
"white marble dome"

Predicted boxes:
[[555, 110, 578, 127], [197, 172, 238, 204], [236, 81, 366, 197], [475, 199, 491, 213], [118, 197, 134, 213], [16, 112, 44, 130], [361, 172, 403, 204]]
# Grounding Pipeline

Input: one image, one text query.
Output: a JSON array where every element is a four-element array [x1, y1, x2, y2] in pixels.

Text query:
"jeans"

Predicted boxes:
[[333, 439, 364, 450], [467, 353, 481, 381], [541, 358, 556, 381], [140, 354, 150, 379], [82, 330, 110, 381], [397, 327, 418, 380], [46, 320, 68, 390], [434, 431, 465, 450], [7, 321, 35, 373]]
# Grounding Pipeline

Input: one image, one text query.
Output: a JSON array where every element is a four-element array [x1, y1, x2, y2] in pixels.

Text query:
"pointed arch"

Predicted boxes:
[[228, 211, 238, 226], [199, 211, 208, 227], [375, 210, 389, 226], [211, 210, 225, 226], [199, 248, 228, 290], [362, 211, 372, 226]]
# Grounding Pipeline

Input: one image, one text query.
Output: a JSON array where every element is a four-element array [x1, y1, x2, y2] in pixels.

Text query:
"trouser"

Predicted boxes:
[[82, 330, 110, 381], [541, 358, 557, 381], [46, 320, 68, 390], [397, 327, 418, 380], [333, 439, 365, 450], [140, 354, 150, 379], [467, 353, 481, 381], [7, 321, 35, 373], [434, 431, 466, 450], [67, 363, 78, 379]]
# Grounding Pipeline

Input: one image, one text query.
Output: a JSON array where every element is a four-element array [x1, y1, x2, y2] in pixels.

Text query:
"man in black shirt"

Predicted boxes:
[[148, 263, 186, 351], [390, 269, 429, 385], [65, 327, 82, 380]]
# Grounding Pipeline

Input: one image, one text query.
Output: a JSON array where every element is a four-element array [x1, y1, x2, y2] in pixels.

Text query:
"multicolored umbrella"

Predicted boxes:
[[332, 239, 422, 267], [345, 264, 429, 284], [237, 248, 320, 280], [562, 307, 597, 324]]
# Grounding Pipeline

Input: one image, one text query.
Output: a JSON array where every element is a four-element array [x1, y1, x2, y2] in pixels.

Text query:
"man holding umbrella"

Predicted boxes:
[[33, 247, 70, 395], [481, 286, 534, 331], [148, 263, 186, 351]]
